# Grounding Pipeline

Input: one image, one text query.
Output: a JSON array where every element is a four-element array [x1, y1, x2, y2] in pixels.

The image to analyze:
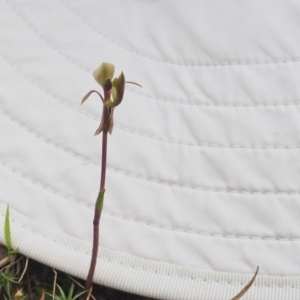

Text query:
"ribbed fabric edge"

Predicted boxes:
[[0, 203, 299, 300]]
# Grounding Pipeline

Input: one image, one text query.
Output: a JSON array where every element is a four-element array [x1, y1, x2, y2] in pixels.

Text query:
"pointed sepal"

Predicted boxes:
[[81, 90, 104, 104]]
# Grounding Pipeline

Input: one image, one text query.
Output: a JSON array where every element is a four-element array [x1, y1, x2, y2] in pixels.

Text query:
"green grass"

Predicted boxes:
[[0, 251, 154, 300], [1, 207, 155, 300], [0, 248, 258, 300]]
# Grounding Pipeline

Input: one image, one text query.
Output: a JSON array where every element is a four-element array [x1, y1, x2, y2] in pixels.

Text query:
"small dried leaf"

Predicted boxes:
[[85, 286, 93, 300], [0, 245, 8, 267], [231, 267, 259, 300], [0, 256, 9, 268], [40, 289, 45, 300]]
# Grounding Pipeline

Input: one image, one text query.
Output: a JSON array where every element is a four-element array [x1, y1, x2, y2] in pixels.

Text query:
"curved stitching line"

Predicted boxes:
[[105, 211, 300, 242], [59, 0, 300, 68], [136, 89, 300, 108], [120, 126, 300, 149], [0, 52, 95, 120], [2, 105, 300, 196], [0, 144, 300, 241], [0, 132, 300, 242], [2, 210, 300, 288], [104, 258, 300, 289], [0, 208, 90, 255], [0, 104, 97, 167], [2, 52, 300, 150], [0, 155, 92, 209], [3, 104, 300, 195], [3, 0, 90, 70], [0, 159, 299, 245], [111, 164, 300, 196], [5, 0, 300, 108], [103, 259, 300, 289], [3, 207, 300, 290]]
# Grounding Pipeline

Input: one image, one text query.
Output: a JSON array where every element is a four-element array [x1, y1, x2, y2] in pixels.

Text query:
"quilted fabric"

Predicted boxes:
[[1, 0, 300, 299]]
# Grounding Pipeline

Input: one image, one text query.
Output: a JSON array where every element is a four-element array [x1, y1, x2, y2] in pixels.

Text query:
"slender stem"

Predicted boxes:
[[100, 128, 108, 192], [85, 124, 109, 292]]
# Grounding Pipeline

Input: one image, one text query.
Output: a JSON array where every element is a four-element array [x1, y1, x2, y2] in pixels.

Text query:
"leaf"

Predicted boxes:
[[231, 267, 259, 300], [4, 206, 12, 251], [67, 284, 75, 299], [4, 206, 19, 256], [56, 284, 66, 299]]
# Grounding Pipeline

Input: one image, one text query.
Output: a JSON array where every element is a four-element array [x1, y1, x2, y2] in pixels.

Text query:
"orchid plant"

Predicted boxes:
[[81, 63, 141, 293], [81, 62, 258, 300]]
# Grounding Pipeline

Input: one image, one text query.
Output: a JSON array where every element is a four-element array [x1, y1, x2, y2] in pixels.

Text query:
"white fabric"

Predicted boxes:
[[1, 0, 300, 299]]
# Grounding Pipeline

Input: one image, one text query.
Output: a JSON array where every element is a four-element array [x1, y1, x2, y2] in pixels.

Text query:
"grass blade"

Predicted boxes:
[[4, 206, 12, 251], [4, 205, 19, 256]]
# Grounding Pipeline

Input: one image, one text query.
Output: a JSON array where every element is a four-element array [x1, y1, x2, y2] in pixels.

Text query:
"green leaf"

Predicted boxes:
[[8, 249, 19, 256], [55, 284, 66, 300], [67, 284, 75, 299], [48, 284, 85, 300], [4, 205, 19, 256], [4, 206, 12, 251]]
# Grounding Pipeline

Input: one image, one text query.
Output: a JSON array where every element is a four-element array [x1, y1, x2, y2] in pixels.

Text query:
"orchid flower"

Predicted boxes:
[[82, 63, 141, 292], [82, 62, 141, 135]]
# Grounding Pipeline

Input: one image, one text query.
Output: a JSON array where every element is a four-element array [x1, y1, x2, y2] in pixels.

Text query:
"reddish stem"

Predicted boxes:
[[100, 128, 108, 192], [85, 124, 108, 292]]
